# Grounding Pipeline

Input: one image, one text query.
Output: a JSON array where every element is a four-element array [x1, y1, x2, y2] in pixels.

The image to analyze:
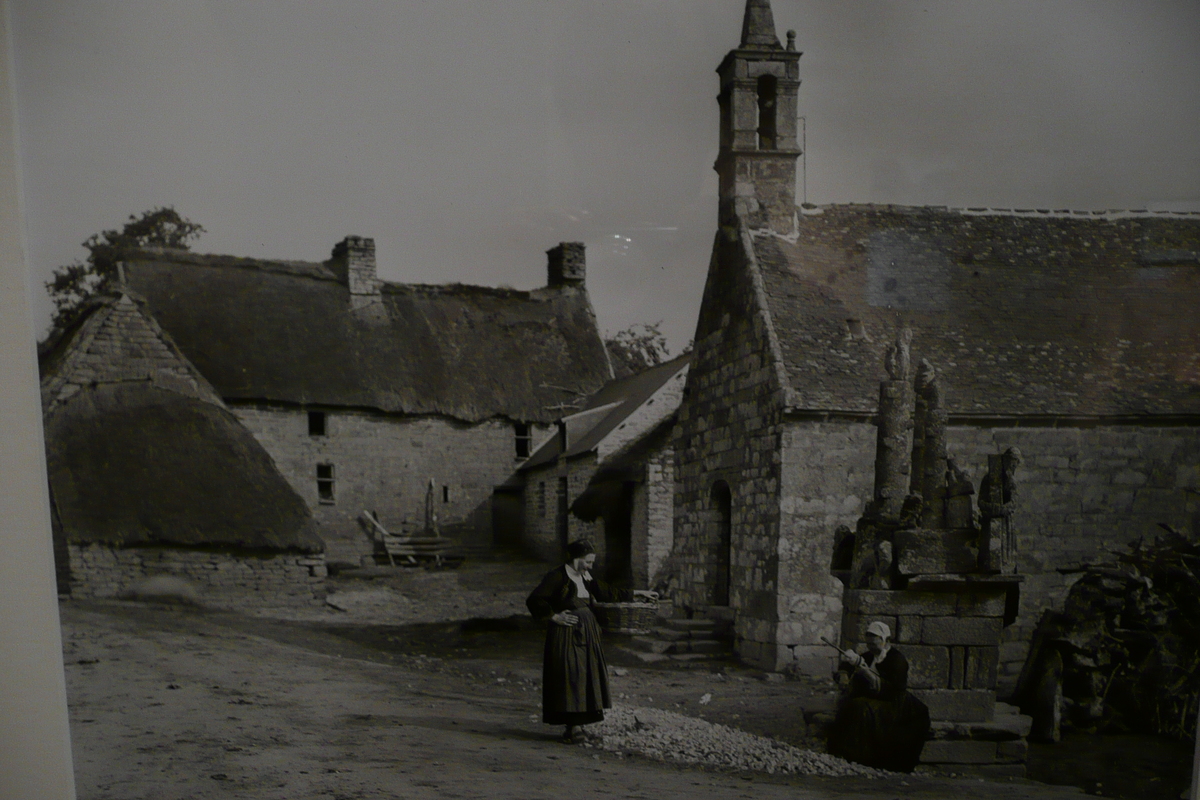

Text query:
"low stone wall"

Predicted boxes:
[[66, 544, 326, 608]]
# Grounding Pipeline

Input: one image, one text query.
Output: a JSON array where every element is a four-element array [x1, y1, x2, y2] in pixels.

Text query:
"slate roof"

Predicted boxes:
[[521, 354, 691, 471], [119, 248, 612, 423], [41, 294, 322, 552], [751, 205, 1200, 417]]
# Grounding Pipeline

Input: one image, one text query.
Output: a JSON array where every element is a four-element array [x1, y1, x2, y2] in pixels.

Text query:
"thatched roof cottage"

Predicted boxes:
[[118, 238, 612, 564], [40, 291, 325, 607]]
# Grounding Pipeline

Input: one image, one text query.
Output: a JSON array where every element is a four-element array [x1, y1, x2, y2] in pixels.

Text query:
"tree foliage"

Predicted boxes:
[[46, 207, 204, 329], [604, 321, 671, 378]]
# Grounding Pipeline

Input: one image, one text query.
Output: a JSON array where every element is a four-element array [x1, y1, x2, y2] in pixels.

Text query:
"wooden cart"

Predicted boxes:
[[360, 511, 463, 568]]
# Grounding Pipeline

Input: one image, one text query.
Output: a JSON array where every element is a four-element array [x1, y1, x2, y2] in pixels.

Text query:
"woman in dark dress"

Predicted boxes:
[[526, 539, 657, 743], [828, 620, 930, 772]]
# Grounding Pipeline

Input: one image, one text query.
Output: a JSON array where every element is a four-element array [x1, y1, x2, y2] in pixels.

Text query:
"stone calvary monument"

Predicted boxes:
[[831, 330, 1033, 775]]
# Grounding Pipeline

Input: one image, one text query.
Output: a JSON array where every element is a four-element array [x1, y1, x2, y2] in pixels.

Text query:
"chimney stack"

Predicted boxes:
[[330, 236, 380, 305], [546, 242, 586, 288]]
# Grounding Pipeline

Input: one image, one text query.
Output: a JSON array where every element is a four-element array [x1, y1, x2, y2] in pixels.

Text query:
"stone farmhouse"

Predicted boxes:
[[119, 238, 612, 566], [39, 291, 326, 607], [672, 0, 1200, 685], [515, 354, 689, 586]]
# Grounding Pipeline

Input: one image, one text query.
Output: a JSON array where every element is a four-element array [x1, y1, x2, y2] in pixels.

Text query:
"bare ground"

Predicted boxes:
[[60, 558, 1103, 800]]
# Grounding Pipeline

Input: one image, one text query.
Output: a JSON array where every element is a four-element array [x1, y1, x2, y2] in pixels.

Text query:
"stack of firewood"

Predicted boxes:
[[1015, 526, 1200, 742]]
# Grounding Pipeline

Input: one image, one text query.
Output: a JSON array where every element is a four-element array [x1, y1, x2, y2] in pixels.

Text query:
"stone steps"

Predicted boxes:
[[614, 609, 735, 665], [921, 702, 1033, 777]]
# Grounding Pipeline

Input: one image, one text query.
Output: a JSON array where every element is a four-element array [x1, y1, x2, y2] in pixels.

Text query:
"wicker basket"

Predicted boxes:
[[592, 602, 659, 634]]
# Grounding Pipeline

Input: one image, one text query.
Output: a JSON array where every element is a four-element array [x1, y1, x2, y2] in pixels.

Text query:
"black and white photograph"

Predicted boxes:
[[2, 1, 1199, 798]]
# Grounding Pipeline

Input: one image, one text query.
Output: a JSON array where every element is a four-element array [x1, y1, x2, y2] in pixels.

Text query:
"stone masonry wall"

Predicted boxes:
[[777, 419, 876, 674], [42, 294, 224, 417], [520, 455, 603, 566], [646, 447, 676, 588], [675, 231, 788, 670], [629, 446, 676, 590], [949, 424, 1200, 693], [232, 405, 542, 565], [778, 420, 1200, 689], [67, 544, 326, 608]]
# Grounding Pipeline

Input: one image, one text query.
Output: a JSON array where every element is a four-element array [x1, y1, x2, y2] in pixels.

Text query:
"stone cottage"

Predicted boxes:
[[672, 0, 1200, 682], [516, 354, 689, 586], [39, 291, 326, 607], [119, 239, 611, 566]]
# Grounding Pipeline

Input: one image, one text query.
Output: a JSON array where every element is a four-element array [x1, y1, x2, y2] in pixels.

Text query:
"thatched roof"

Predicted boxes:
[[119, 247, 612, 423], [41, 294, 322, 553], [46, 383, 322, 552], [751, 205, 1200, 418]]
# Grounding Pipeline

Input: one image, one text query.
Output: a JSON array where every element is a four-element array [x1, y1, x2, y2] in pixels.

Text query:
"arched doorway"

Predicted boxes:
[[710, 481, 732, 607]]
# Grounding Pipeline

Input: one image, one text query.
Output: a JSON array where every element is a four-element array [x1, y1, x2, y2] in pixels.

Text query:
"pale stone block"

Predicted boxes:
[[921, 616, 1002, 646], [912, 689, 996, 722]]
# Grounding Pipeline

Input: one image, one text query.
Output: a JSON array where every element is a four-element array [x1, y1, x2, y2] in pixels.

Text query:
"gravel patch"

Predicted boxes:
[[580, 704, 892, 779]]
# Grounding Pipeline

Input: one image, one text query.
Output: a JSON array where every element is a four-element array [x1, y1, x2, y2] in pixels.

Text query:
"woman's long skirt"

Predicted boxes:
[[541, 600, 611, 726], [828, 693, 930, 772]]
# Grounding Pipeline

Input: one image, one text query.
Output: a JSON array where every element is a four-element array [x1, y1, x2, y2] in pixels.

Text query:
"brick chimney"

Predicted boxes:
[[546, 242, 586, 288], [330, 236, 380, 306]]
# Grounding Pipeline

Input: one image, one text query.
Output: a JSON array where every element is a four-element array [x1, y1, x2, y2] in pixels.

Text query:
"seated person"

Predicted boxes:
[[827, 620, 929, 772]]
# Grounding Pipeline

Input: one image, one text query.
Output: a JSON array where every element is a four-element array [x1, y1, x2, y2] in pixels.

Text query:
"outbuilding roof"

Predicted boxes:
[[752, 204, 1200, 418], [41, 293, 322, 553], [521, 354, 691, 471], [119, 247, 612, 423]]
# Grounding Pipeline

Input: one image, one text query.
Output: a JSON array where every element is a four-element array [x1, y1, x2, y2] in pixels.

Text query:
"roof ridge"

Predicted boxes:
[[121, 247, 337, 280], [798, 203, 1200, 220], [383, 281, 534, 299]]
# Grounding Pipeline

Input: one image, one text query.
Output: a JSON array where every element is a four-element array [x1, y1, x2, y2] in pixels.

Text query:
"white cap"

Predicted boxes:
[[865, 621, 891, 640]]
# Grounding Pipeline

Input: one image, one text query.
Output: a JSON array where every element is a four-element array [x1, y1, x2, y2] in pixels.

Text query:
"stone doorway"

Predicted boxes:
[[710, 480, 732, 606]]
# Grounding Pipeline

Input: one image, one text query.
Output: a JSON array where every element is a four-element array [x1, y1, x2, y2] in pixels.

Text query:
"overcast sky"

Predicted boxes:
[[12, 1, 1200, 351]]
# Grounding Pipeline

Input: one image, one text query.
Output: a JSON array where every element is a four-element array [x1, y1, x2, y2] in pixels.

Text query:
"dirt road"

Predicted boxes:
[[59, 600, 1092, 800]]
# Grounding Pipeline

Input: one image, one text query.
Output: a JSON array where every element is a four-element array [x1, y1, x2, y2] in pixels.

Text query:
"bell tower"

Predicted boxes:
[[715, 0, 802, 235]]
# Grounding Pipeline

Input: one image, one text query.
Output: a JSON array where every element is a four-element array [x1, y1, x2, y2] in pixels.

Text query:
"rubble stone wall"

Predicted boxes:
[[66, 544, 326, 608], [232, 405, 548, 565], [675, 232, 788, 670]]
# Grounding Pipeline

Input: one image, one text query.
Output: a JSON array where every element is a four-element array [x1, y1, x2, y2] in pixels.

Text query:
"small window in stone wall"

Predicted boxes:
[[538, 481, 546, 517], [515, 422, 532, 459], [308, 411, 327, 436], [317, 463, 335, 504], [442, 485, 450, 503]]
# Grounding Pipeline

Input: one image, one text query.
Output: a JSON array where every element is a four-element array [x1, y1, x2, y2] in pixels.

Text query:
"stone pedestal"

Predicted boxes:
[[842, 574, 1024, 768]]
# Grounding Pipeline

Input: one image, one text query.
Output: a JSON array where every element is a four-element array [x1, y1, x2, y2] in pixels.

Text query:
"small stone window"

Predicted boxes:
[[308, 411, 327, 436], [515, 422, 532, 459], [316, 463, 335, 504], [538, 481, 547, 517], [442, 485, 450, 503], [846, 319, 867, 340]]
